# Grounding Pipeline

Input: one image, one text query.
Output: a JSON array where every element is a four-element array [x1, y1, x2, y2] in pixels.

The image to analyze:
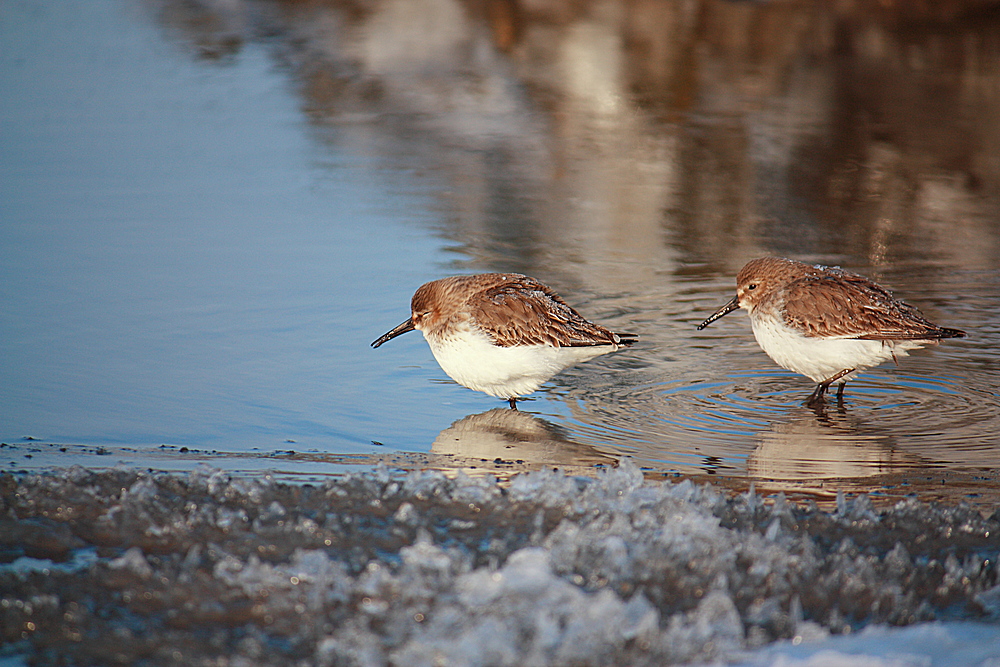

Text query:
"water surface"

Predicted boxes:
[[2, 0, 999, 496]]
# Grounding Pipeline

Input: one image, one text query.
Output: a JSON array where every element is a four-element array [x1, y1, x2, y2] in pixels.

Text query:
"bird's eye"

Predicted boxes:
[[747, 283, 758, 290]]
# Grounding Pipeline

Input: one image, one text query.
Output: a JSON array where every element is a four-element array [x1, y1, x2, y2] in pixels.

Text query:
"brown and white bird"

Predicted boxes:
[[698, 257, 966, 405], [372, 273, 637, 408]]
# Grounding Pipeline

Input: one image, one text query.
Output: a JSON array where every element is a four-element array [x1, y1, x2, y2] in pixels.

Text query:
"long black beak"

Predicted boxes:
[[371, 319, 416, 348], [697, 296, 740, 330]]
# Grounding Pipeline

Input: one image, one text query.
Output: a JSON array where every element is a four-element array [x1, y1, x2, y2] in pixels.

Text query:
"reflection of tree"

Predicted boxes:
[[476, 0, 1000, 269], [151, 0, 1000, 280], [152, 0, 250, 61]]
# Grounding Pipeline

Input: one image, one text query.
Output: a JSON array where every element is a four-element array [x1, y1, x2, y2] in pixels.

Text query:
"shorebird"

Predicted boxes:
[[372, 273, 637, 408], [698, 257, 966, 405]]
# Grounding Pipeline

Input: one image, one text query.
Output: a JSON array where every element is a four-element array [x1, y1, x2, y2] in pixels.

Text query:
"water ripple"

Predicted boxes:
[[554, 360, 1000, 480]]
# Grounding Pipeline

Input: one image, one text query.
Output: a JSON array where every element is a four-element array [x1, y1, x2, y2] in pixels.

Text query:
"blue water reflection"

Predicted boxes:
[[1, 0, 458, 451], [3, 0, 999, 483]]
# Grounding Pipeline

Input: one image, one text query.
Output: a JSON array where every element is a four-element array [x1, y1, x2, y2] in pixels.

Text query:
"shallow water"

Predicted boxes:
[[3, 0, 1000, 494]]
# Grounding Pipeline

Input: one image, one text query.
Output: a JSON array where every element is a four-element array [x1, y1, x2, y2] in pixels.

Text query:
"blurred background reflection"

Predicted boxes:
[[2, 0, 999, 491]]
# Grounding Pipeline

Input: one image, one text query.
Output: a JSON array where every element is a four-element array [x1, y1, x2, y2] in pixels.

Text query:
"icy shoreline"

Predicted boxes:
[[2, 461, 999, 665]]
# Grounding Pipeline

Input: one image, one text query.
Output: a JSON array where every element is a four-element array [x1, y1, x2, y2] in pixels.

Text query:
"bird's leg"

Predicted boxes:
[[828, 368, 854, 388], [806, 368, 855, 407], [805, 383, 829, 406], [508, 397, 519, 410]]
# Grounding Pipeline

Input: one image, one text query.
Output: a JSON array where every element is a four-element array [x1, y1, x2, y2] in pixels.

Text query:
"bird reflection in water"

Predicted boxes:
[[431, 408, 617, 472], [746, 404, 928, 485]]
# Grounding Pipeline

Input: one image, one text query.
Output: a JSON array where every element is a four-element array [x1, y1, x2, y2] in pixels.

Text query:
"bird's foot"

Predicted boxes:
[[805, 383, 829, 407]]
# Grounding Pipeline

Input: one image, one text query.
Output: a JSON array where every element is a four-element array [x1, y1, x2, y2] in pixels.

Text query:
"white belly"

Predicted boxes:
[[750, 316, 926, 384], [423, 326, 617, 399]]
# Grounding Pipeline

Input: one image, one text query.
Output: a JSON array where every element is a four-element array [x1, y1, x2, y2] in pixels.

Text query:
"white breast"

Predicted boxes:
[[423, 325, 617, 399], [749, 315, 926, 384]]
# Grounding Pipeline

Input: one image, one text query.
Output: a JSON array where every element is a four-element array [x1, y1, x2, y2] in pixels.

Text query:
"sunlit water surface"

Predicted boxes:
[[3, 0, 1000, 494]]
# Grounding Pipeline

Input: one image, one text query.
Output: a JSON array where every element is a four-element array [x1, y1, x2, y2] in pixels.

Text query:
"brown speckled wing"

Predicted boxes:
[[469, 276, 625, 348], [782, 271, 959, 340]]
